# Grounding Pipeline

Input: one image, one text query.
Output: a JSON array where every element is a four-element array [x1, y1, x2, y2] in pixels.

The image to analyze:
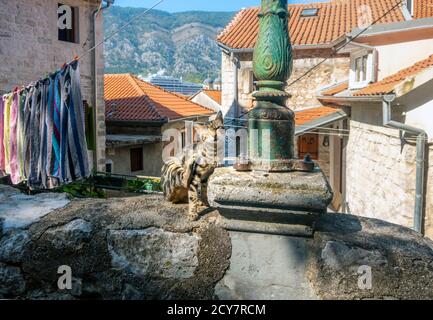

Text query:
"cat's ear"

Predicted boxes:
[[209, 111, 224, 129]]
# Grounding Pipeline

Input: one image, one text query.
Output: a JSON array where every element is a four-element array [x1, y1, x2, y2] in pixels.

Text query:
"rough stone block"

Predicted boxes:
[[107, 228, 200, 279], [208, 167, 333, 230]]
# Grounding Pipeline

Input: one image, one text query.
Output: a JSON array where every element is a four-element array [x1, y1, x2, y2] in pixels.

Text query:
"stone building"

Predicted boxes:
[[216, 0, 433, 213], [104, 74, 213, 177], [318, 18, 433, 237], [0, 0, 109, 171]]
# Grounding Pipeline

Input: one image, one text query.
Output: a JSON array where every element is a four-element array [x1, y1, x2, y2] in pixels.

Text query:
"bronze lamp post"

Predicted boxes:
[[240, 0, 313, 172]]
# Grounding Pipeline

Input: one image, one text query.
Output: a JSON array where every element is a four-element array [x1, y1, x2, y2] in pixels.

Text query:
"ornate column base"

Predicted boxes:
[[208, 167, 333, 237]]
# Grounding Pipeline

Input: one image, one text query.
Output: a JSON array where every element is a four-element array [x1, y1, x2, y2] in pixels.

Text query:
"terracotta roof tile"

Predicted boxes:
[[295, 106, 342, 126], [105, 74, 213, 122], [217, 0, 410, 49], [354, 54, 433, 96], [414, 0, 433, 19], [203, 90, 222, 105]]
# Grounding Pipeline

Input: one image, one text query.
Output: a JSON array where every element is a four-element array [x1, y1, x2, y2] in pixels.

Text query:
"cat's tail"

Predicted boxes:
[[161, 157, 188, 203]]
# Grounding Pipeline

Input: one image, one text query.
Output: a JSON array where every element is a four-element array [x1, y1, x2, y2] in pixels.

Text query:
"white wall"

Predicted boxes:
[[400, 79, 433, 140], [191, 93, 221, 112], [376, 38, 433, 81]]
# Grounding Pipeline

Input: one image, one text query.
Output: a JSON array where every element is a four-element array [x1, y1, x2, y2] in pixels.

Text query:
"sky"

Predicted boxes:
[[113, 0, 324, 12]]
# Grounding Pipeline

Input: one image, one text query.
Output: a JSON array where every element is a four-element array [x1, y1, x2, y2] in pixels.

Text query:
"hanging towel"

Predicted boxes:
[[1, 60, 90, 189], [37, 80, 49, 188], [17, 90, 26, 182], [0, 97, 4, 175], [65, 60, 90, 180], [9, 91, 20, 184], [3, 94, 13, 174], [22, 86, 33, 181]]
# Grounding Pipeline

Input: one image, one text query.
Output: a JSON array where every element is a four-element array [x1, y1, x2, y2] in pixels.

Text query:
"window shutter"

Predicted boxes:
[[298, 133, 319, 160], [130, 148, 144, 172]]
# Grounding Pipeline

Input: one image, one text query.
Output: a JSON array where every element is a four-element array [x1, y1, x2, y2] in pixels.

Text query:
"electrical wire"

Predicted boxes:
[[231, 0, 405, 122], [285, 0, 404, 89]]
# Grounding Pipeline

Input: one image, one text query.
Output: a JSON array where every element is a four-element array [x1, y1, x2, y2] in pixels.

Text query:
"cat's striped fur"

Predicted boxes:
[[161, 112, 224, 221]]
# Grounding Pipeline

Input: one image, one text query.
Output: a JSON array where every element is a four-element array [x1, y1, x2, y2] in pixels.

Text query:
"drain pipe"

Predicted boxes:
[[383, 94, 427, 233], [231, 52, 240, 119], [92, 0, 114, 172]]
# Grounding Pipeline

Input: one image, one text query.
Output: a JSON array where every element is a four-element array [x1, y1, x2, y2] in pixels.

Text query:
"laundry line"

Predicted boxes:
[[1, 60, 90, 190]]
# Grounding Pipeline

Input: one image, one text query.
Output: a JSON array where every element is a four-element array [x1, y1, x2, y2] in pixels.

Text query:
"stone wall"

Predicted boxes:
[[3, 185, 433, 300], [0, 0, 106, 171], [288, 53, 349, 111], [346, 106, 433, 238]]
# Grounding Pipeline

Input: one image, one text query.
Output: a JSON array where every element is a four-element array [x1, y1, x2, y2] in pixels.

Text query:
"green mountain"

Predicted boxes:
[[104, 6, 235, 83]]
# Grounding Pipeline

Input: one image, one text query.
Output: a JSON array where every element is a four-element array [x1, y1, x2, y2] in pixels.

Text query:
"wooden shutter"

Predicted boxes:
[[130, 147, 143, 172], [298, 133, 319, 160]]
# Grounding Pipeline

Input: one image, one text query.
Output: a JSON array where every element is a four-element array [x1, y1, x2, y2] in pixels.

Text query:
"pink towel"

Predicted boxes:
[[0, 96, 4, 175], [9, 91, 20, 184]]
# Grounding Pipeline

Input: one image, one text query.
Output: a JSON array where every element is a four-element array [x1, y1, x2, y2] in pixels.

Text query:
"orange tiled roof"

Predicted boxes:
[[354, 54, 433, 96], [203, 90, 222, 105], [105, 74, 213, 121], [321, 81, 349, 96], [414, 0, 433, 19], [217, 0, 409, 49], [295, 106, 341, 126]]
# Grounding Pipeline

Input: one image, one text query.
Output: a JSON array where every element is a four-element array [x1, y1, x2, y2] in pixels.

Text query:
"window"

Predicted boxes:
[[355, 56, 368, 83], [130, 147, 143, 172], [301, 8, 319, 17], [181, 131, 186, 149], [242, 69, 255, 94], [350, 50, 376, 89], [298, 133, 319, 160], [58, 3, 79, 43], [105, 160, 113, 174], [406, 0, 414, 16]]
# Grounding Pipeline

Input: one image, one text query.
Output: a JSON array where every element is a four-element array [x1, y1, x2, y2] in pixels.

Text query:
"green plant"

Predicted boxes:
[[55, 179, 106, 199], [127, 177, 161, 193]]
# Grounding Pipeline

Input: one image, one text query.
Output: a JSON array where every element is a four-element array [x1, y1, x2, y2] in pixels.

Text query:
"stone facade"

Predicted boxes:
[[346, 104, 433, 238], [221, 50, 349, 116], [0, 0, 106, 171]]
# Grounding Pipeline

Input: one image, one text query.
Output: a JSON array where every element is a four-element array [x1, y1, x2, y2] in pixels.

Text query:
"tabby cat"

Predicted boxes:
[[161, 112, 224, 221]]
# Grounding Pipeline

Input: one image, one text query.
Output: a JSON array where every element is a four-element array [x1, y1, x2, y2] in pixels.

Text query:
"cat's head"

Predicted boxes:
[[208, 111, 224, 131]]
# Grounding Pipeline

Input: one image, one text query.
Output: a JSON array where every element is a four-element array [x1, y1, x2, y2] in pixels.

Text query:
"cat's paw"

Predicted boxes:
[[188, 211, 199, 221]]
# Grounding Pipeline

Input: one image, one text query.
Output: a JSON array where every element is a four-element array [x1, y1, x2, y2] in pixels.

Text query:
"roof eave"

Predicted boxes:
[[167, 114, 215, 123], [217, 35, 346, 53], [350, 17, 433, 39], [394, 67, 433, 98], [295, 109, 348, 136], [106, 119, 168, 127], [317, 94, 384, 105]]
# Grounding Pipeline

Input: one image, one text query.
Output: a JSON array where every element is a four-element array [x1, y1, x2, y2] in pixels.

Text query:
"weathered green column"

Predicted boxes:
[[245, 0, 311, 172], [249, 0, 294, 170]]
